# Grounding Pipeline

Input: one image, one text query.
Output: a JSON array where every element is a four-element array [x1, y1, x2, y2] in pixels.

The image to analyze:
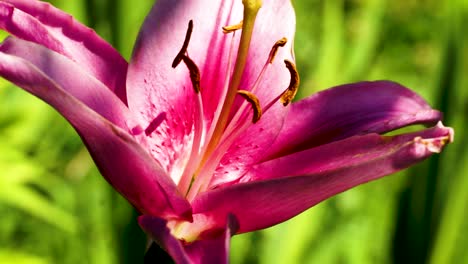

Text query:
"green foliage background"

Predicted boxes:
[[0, 0, 466, 263]]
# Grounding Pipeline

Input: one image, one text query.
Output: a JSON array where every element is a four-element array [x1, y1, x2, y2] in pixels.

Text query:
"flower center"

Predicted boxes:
[[166, 0, 300, 200]]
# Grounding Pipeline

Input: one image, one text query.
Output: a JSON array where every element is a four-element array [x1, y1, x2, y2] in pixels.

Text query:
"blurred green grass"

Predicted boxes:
[[0, 0, 466, 263]]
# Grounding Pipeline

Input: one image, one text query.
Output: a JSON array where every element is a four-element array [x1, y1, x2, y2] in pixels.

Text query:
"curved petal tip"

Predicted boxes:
[[414, 121, 454, 154]]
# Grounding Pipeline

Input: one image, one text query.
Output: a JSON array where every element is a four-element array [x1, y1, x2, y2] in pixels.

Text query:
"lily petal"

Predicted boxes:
[[265, 81, 443, 159], [128, 0, 295, 122], [192, 124, 453, 233], [126, 0, 230, 181], [0, 50, 192, 220], [139, 214, 238, 264], [0, 37, 128, 128], [139, 216, 191, 264], [127, 0, 295, 181], [209, 103, 288, 187], [0, 0, 127, 102]]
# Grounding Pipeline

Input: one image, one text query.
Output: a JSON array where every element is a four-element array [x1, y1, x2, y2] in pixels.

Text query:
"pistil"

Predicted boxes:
[[200, 0, 263, 165]]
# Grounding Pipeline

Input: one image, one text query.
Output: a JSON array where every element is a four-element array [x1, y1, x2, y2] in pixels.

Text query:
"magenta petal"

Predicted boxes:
[[192, 124, 453, 233], [209, 103, 288, 186], [266, 81, 443, 158], [138, 216, 191, 264], [126, 0, 233, 181], [0, 0, 127, 102], [184, 214, 237, 264], [0, 37, 129, 128], [83, 124, 192, 220], [139, 214, 238, 264], [128, 0, 295, 124], [0, 51, 191, 220]]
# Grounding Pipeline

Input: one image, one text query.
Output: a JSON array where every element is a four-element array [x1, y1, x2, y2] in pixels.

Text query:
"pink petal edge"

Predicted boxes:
[[0, 36, 129, 128], [0, 0, 128, 102], [266, 81, 443, 159], [192, 123, 453, 234]]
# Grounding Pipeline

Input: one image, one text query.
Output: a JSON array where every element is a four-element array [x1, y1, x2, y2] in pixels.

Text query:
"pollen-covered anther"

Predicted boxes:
[[222, 20, 243, 33], [182, 55, 201, 93], [280, 60, 300, 106], [268, 37, 287, 63], [237, 90, 262, 123], [172, 20, 193, 68]]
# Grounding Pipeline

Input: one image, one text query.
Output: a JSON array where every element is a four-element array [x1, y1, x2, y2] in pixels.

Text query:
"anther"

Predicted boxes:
[[182, 55, 201, 93], [222, 21, 243, 33], [280, 60, 300, 106], [237, 90, 262, 123], [172, 20, 193, 68], [268, 37, 287, 64]]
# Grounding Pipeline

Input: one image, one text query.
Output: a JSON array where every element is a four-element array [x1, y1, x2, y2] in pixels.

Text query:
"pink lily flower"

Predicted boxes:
[[0, 0, 453, 263]]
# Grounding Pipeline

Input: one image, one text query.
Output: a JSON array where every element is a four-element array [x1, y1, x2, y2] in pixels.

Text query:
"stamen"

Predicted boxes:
[[182, 55, 201, 93], [222, 37, 288, 139], [280, 60, 300, 106], [237, 90, 262, 123], [172, 20, 193, 68], [222, 21, 243, 33], [169, 20, 205, 194], [268, 37, 287, 64]]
